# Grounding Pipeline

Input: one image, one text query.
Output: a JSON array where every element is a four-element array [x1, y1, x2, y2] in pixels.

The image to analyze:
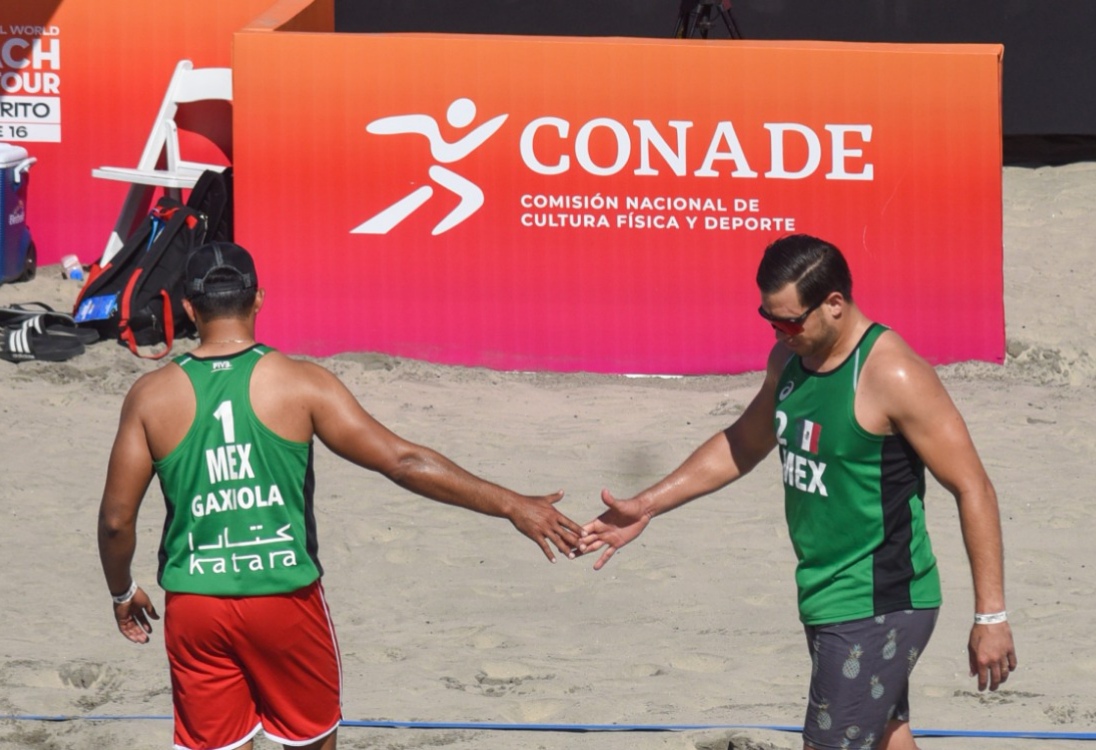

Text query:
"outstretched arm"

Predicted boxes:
[[580, 347, 784, 570], [98, 378, 161, 644], [867, 339, 1017, 691], [305, 364, 582, 562]]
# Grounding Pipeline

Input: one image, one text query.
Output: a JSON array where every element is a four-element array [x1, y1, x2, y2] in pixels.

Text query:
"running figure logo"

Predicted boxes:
[[352, 98, 508, 236]]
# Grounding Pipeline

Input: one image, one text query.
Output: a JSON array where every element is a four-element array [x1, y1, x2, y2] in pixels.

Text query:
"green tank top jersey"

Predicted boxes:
[[774, 324, 941, 625], [154, 345, 321, 595]]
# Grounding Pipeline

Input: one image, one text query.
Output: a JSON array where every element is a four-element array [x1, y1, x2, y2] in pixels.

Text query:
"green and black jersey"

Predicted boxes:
[[774, 324, 941, 625], [154, 345, 321, 595]]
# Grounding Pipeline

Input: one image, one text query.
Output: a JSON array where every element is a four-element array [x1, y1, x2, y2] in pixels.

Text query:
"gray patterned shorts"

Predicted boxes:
[[801, 608, 939, 750]]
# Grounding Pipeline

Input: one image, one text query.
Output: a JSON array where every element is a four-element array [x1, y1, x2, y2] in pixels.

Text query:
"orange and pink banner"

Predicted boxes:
[[235, 13, 1003, 374], [3, 0, 1003, 374], [0, 0, 272, 269]]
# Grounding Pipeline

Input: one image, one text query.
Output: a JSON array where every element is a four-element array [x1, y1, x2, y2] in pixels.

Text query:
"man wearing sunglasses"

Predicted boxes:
[[580, 234, 1016, 750]]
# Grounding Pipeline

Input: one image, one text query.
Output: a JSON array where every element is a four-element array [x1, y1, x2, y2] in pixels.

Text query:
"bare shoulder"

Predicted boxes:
[[252, 350, 371, 443], [859, 328, 956, 422], [123, 362, 189, 414], [861, 329, 939, 389], [765, 341, 794, 382], [116, 362, 196, 460], [859, 330, 988, 485], [254, 350, 343, 393], [749, 342, 793, 411], [251, 350, 357, 430]]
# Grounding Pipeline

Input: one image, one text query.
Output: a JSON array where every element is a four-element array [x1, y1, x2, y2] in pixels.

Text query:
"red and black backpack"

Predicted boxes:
[[73, 168, 232, 358]]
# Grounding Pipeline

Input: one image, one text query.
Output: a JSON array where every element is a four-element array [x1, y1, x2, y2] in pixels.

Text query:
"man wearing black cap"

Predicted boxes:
[[97, 241, 583, 750]]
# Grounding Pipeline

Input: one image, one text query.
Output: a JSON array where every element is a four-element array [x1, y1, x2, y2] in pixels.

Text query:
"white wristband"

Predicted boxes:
[[111, 581, 138, 605], [974, 610, 1007, 625]]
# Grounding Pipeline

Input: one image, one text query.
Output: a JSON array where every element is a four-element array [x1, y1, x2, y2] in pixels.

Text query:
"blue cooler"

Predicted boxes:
[[0, 143, 37, 284]]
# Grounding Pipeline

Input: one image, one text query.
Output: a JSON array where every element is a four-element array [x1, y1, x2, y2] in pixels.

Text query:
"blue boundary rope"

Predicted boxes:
[[1, 715, 1094, 740]]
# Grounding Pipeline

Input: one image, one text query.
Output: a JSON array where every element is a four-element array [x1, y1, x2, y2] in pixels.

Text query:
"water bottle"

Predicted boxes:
[[61, 254, 84, 281]]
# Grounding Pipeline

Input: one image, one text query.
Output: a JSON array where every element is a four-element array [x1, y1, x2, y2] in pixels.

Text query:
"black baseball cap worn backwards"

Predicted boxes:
[[185, 242, 258, 299]]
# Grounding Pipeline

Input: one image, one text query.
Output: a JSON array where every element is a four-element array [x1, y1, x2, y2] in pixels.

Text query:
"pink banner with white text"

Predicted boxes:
[[234, 6, 1003, 374]]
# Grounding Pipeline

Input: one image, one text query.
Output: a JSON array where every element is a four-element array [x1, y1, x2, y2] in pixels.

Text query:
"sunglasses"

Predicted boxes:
[[757, 298, 824, 336]]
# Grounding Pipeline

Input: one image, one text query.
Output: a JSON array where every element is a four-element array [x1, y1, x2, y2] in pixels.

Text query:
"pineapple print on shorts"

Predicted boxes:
[[907, 646, 921, 676], [842, 643, 863, 678], [816, 698, 832, 731], [843, 724, 877, 750], [882, 628, 898, 660], [811, 634, 822, 677], [870, 674, 885, 700]]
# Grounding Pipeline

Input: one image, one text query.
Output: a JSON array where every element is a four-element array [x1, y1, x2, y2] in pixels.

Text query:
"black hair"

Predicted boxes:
[[755, 234, 853, 306], [188, 268, 257, 320]]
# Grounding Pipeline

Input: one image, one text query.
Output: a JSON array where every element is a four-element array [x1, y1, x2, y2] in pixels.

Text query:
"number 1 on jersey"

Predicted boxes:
[[214, 400, 236, 444]]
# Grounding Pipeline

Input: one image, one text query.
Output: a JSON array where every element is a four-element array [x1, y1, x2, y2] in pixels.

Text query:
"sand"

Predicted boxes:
[[1, 161, 1094, 749]]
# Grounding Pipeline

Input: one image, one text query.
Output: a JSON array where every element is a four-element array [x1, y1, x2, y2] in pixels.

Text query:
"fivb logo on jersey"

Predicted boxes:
[[352, 96, 876, 237]]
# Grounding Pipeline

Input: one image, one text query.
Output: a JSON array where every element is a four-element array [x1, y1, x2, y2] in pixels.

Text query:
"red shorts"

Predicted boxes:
[[164, 580, 342, 750]]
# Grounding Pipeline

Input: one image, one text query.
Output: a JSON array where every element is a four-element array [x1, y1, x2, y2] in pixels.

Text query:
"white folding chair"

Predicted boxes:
[[92, 59, 233, 264]]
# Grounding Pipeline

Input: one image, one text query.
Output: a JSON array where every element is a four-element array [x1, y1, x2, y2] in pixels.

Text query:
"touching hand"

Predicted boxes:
[[579, 489, 651, 570], [113, 587, 160, 644], [508, 490, 584, 562]]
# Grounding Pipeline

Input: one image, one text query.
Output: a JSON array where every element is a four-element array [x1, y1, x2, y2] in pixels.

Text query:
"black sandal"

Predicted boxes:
[[0, 302, 99, 345], [0, 317, 87, 363]]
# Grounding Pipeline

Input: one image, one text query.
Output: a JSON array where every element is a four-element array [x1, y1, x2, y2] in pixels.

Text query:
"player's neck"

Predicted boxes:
[[802, 308, 872, 372], [196, 319, 256, 355]]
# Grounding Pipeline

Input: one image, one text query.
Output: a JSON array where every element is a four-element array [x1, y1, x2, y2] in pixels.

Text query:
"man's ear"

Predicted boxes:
[[253, 289, 265, 317], [182, 297, 198, 324], [824, 290, 847, 318]]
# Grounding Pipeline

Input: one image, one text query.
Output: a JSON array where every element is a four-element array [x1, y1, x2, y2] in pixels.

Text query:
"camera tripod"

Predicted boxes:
[[674, 0, 742, 39]]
